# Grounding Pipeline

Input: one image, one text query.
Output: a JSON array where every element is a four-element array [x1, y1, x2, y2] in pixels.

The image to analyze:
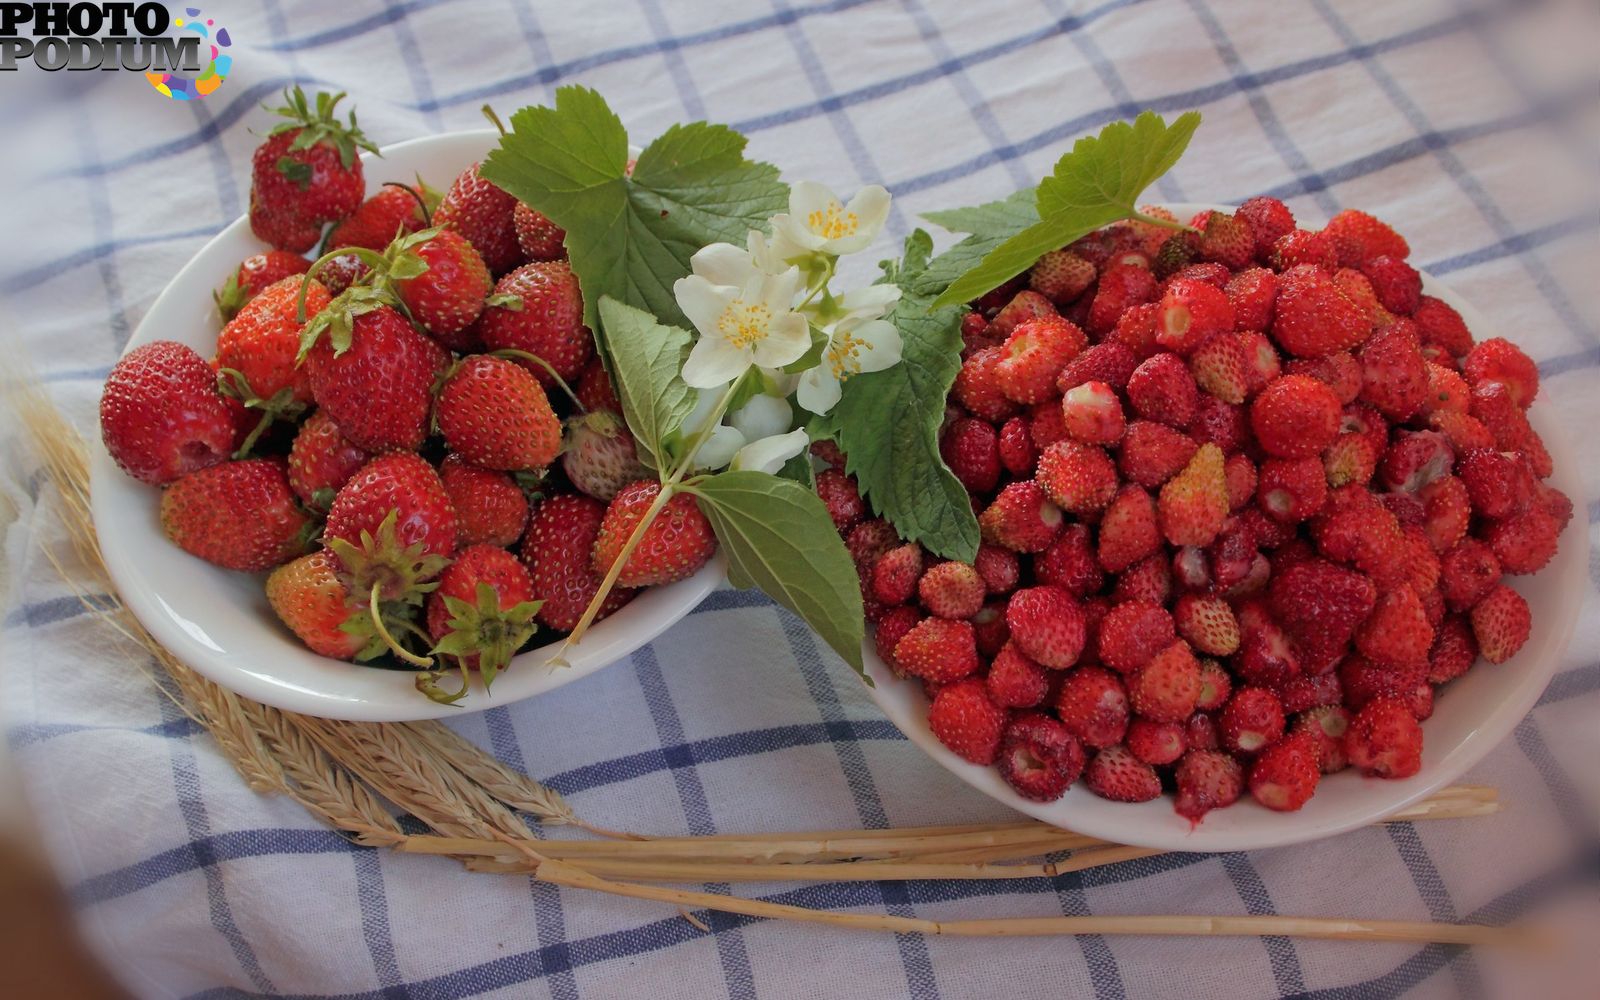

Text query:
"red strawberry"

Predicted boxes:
[[441, 454, 528, 549], [1005, 585, 1085, 669], [1428, 614, 1479, 684], [302, 305, 449, 452], [1194, 658, 1232, 712], [1413, 296, 1474, 358], [1127, 718, 1186, 765], [161, 458, 311, 572], [1029, 399, 1070, 449], [918, 562, 986, 620], [1360, 255, 1421, 315], [997, 416, 1036, 475], [1358, 319, 1430, 420], [1188, 334, 1252, 405], [1036, 440, 1118, 515], [1087, 263, 1159, 336], [1440, 537, 1501, 612], [1028, 249, 1096, 305], [953, 346, 1019, 422], [1097, 484, 1161, 573], [1249, 732, 1321, 811], [287, 409, 369, 511], [872, 543, 924, 605], [979, 481, 1063, 552], [1284, 351, 1363, 405], [1324, 209, 1410, 263], [995, 316, 1087, 404], [1469, 381, 1537, 454], [1469, 584, 1530, 663], [387, 228, 493, 345], [972, 600, 1012, 657], [218, 275, 328, 409], [1035, 524, 1104, 597], [522, 493, 635, 632], [248, 89, 376, 253], [513, 201, 566, 262], [1356, 585, 1433, 671], [576, 358, 623, 414], [1292, 704, 1352, 773], [1156, 276, 1236, 357], [1269, 558, 1376, 656], [1422, 362, 1471, 416], [266, 551, 386, 660], [814, 469, 866, 534], [874, 605, 921, 667], [988, 290, 1056, 338], [435, 162, 521, 274], [1486, 507, 1560, 575], [593, 480, 717, 587], [1457, 448, 1533, 520], [215, 250, 313, 322], [1236, 196, 1296, 258], [425, 544, 541, 687], [1174, 748, 1244, 822], [1128, 640, 1202, 722], [1118, 421, 1198, 488], [1223, 270, 1278, 336], [1174, 593, 1240, 656], [941, 417, 1002, 494], [986, 643, 1050, 708], [1258, 456, 1327, 523], [1060, 381, 1126, 445], [1096, 599, 1174, 674], [1054, 666, 1131, 748], [1108, 301, 1160, 358], [1186, 711, 1222, 750], [437, 355, 563, 471], [1219, 687, 1286, 754], [1111, 552, 1174, 606], [325, 182, 434, 253], [325, 452, 457, 602], [1127, 353, 1200, 428], [101, 340, 237, 486], [1344, 697, 1423, 779], [1083, 745, 1161, 802], [1222, 453, 1257, 512], [1250, 375, 1341, 458], [1271, 264, 1371, 357], [1153, 232, 1199, 279], [927, 678, 1007, 764], [848, 520, 901, 576], [563, 410, 650, 501], [974, 543, 1020, 595], [1158, 443, 1227, 547], [315, 253, 369, 296], [476, 261, 594, 389], [1379, 431, 1455, 494], [996, 713, 1085, 800], [1058, 341, 1139, 394], [1193, 210, 1254, 269], [1463, 337, 1539, 408]]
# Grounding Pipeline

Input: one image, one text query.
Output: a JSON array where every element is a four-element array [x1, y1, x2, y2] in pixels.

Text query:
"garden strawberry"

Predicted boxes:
[[1249, 732, 1321, 811], [927, 679, 1007, 764], [1158, 443, 1227, 547], [1027, 249, 1096, 304], [979, 481, 1064, 553], [1271, 265, 1371, 357], [301, 304, 449, 452], [1054, 665, 1131, 748], [918, 562, 986, 620], [437, 355, 563, 471], [1174, 748, 1243, 821], [101, 340, 238, 486], [986, 644, 1050, 708], [475, 261, 594, 388], [441, 454, 529, 549], [1324, 209, 1410, 263], [896, 617, 979, 682], [1344, 697, 1422, 779], [513, 201, 567, 262], [1036, 440, 1117, 515], [161, 458, 311, 572], [324, 452, 457, 604], [941, 417, 1002, 494], [521, 493, 635, 631], [593, 480, 717, 587], [563, 410, 650, 501], [287, 409, 369, 511], [248, 89, 377, 253], [215, 250, 312, 322], [324, 181, 434, 254], [390, 228, 494, 346], [425, 544, 541, 689], [435, 162, 521, 274], [1469, 584, 1530, 663], [1083, 745, 1161, 802], [266, 551, 389, 660], [996, 713, 1084, 800], [217, 275, 329, 409]]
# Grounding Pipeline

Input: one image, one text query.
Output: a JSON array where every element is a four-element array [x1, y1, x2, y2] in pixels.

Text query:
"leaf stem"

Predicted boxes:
[[1130, 210, 1201, 235], [233, 409, 275, 459], [486, 349, 585, 410]]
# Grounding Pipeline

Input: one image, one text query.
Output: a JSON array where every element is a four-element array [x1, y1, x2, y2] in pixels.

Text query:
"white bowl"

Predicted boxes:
[[862, 209, 1587, 852], [89, 130, 722, 722]]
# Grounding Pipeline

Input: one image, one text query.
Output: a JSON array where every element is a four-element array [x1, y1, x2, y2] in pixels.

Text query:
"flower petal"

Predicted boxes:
[[731, 428, 811, 474], [681, 381, 731, 437], [771, 212, 824, 255], [682, 336, 750, 389], [796, 365, 843, 415], [691, 242, 758, 287], [729, 394, 794, 442], [691, 424, 746, 471], [824, 184, 891, 255], [751, 312, 811, 369], [836, 283, 902, 323], [674, 276, 736, 340], [851, 318, 903, 373]]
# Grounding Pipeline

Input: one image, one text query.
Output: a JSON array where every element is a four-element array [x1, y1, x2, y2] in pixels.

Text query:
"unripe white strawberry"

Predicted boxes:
[[562, 411, 650, 501]]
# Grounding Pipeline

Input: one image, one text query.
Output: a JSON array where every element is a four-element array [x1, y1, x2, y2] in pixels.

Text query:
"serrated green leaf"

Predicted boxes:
[[920, 187, 1038, 234], [480, 87, 787, 331], [687, 472, 864, 675], [595, 296, 694, 469]]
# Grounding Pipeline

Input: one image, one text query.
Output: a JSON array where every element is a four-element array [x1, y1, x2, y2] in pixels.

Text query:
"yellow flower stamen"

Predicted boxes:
[[826, 329, 868, 380], [806, 201, 860, 241], [717, 298, 772, 349]]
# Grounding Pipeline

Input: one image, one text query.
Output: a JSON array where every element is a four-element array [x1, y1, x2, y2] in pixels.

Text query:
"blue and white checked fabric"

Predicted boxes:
[[2, 2, 1597, 997]]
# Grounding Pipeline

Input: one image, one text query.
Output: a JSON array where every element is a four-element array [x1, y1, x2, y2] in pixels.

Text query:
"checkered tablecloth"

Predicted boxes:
[[2, 1, 1597, 997]]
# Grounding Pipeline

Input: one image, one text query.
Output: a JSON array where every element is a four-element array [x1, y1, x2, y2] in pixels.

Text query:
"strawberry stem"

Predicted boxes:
[[1131, 210, 1201, 236], [481, 104, 508, 137], [487, 349, 585, 410], [233, 410, 275, 459], [369, 582, 434, 668], [383, 181, 433, 228]]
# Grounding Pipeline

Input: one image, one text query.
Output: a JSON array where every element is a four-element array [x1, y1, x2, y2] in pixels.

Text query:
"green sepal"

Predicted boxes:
[[427, 582, 542, 692], [296, 283, 393, 361], [485, 293, 524, 311], [275, 156, 314, 190], [215, 367, 308, 458], [214, 271, 247, 322], [326, 508, 451, 606], [266, 87, 381, 172]]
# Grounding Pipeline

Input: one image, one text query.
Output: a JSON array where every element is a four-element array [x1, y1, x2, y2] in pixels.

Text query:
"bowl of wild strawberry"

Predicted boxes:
[[858, 202, 1584, 851], [90, 104, 721, 722]]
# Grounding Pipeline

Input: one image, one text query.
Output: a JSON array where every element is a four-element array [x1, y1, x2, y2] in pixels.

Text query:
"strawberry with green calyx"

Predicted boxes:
[[435, 355, 563, 471], [563, 410, 651, 501], [249, 88, 379, 253], [323, 179, 440, 255], [266, 550, 395, 660], [160, 457, 315, 572], [475, 261, 594, 389], [419, 545, 543, 703], [101, 340, 239, 486], [215, 250, 312, 322], [216, 275, 331, 455]]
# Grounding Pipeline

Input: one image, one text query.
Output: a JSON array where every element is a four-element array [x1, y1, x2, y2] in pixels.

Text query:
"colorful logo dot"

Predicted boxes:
[[146, 7, 233, 101]]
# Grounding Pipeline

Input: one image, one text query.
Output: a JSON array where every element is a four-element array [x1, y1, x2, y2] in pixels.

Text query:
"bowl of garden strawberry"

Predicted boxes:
[[91, 115, 721, 722]]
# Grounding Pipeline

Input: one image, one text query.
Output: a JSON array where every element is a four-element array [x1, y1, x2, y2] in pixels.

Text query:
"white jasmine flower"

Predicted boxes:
[[730, 428, 811, 475], [728, 394, 794, 443], [675, 255, 809, 388], [770, 181, 891, 258], [795, 314, 903, 415]]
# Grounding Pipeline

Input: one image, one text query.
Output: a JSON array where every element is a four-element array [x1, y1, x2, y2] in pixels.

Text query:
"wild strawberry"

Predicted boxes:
[[521, 493, 634, 631], [1219, 687, 1286, 755], [811, 469, 865, 535], [1322, 434, 1378, 488], [1356, 585, 1433, 671], [1028, 249, 1096, 304], [940, 417, 1002, 494], [316, 253, 369, 296], [1457, 448, 1532, 519], [215, 250, 313, 322], [1056, 381, 1123, 446], [1360, 255, 1421, 315], [986, 643, 1050, 708], [1324, 209, 1409, 263], [1236, 196, 1295, 259], [476, 261, 593, 388], [953, 346, 1019, 423], [1172, 593, 1238, 657], [1083, 745, 1161, 802], [1153, 231, 1199, 278], [1222, 453, 1256, 512], [1158, 443, 1227, 547], [1345, 697, 1423, 779], [425, 545, 540, 686], [988, 290, 1056, 338], [1412, 296, 1473, 358], [1127, 353, 1199, 428], [1288, 704, 1350, 773], [958, 546, 1013, 600], [998, 588, 1084, 675], [995, 316, 1086, 404], [1049, 666, 1125, 750], [287, 409, 369, 511], [1094, 600, 1172, 675], [1097, 485, 1161, 573], [1487, 507, 1560, 576], [1174, 749, 1243, 821], [1036, 440, 1117, 515], [100, 340, 238, 486], [1088, 263, 1159, 336], [1284, 351, 1363, 405], [1223, 270, 1277, 337], [894, 616, 979, 683], [1257, 456, 1327, 524], [998, 713, 1085, 800], [1189, 210, 1252, 269], [1425, 411, 1494, 455], [1186, 711, 1222, 751], [1233, 622, 1298, 689], [972, 600, 1012, 657], [1358, 320, 1430, 420], [1469, 380, 1534, 453], [1421, 362, 1471, 416], [871, 543, 924, 605], [979, 481, 1063, 553], [513, 201, 566, 262], [1109, 301, 1161, 358], [1271, 265, 1371, 357], [266, 551, 387, 660], [1463, 337, 1539, 408], [576, 359, 622, 415], [437, 356, 562, 472], [161, 458, 310, 572], [927, 678, 1007, 764], [1189, 398, 1247, 458], [1029, 399, 1069, 449], [1269, 229, 1340, 271], [1440, 539, 1501, 615], [1187, 333, 1252, 405], [593, 480, 717, 587], [325, 452, 456, 602], [1058, 341, 1139, 394], [1182, 659, 1229, 716], [1250, 375, 1341, 458], [1128, 640, 1202, 723], [435, 162, 521, 274], [1270, 558, 1376, 660], [302, 304, 449, 452], [1469, 584, 1530, 663], [874, 605, 921, 667], [1249, 732, 1321, 811], [248, 89, 376, 253], [1127, 718, 1186, 765], [1035, 524, 1104, 597], [1171, 260, 1232, 290], [440, 454, 527, 549], [1154, 277, 1235, 357], [997, 417, 1036, 475], [1111, 552, 1174, 606], [1119, 421, 1198, 488], [1427, 614, 1479, 685], [917, 562, 985, 620]]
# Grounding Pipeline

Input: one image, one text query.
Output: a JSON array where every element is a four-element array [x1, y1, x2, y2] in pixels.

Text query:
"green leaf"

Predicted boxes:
[[817, 231, 980, 562], [928, 110, 1200, 309], [595, 296, 695, 469], [687, 472, 865, 676], [920, 187, 1038, 234], [480, 86, 788, 331]]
